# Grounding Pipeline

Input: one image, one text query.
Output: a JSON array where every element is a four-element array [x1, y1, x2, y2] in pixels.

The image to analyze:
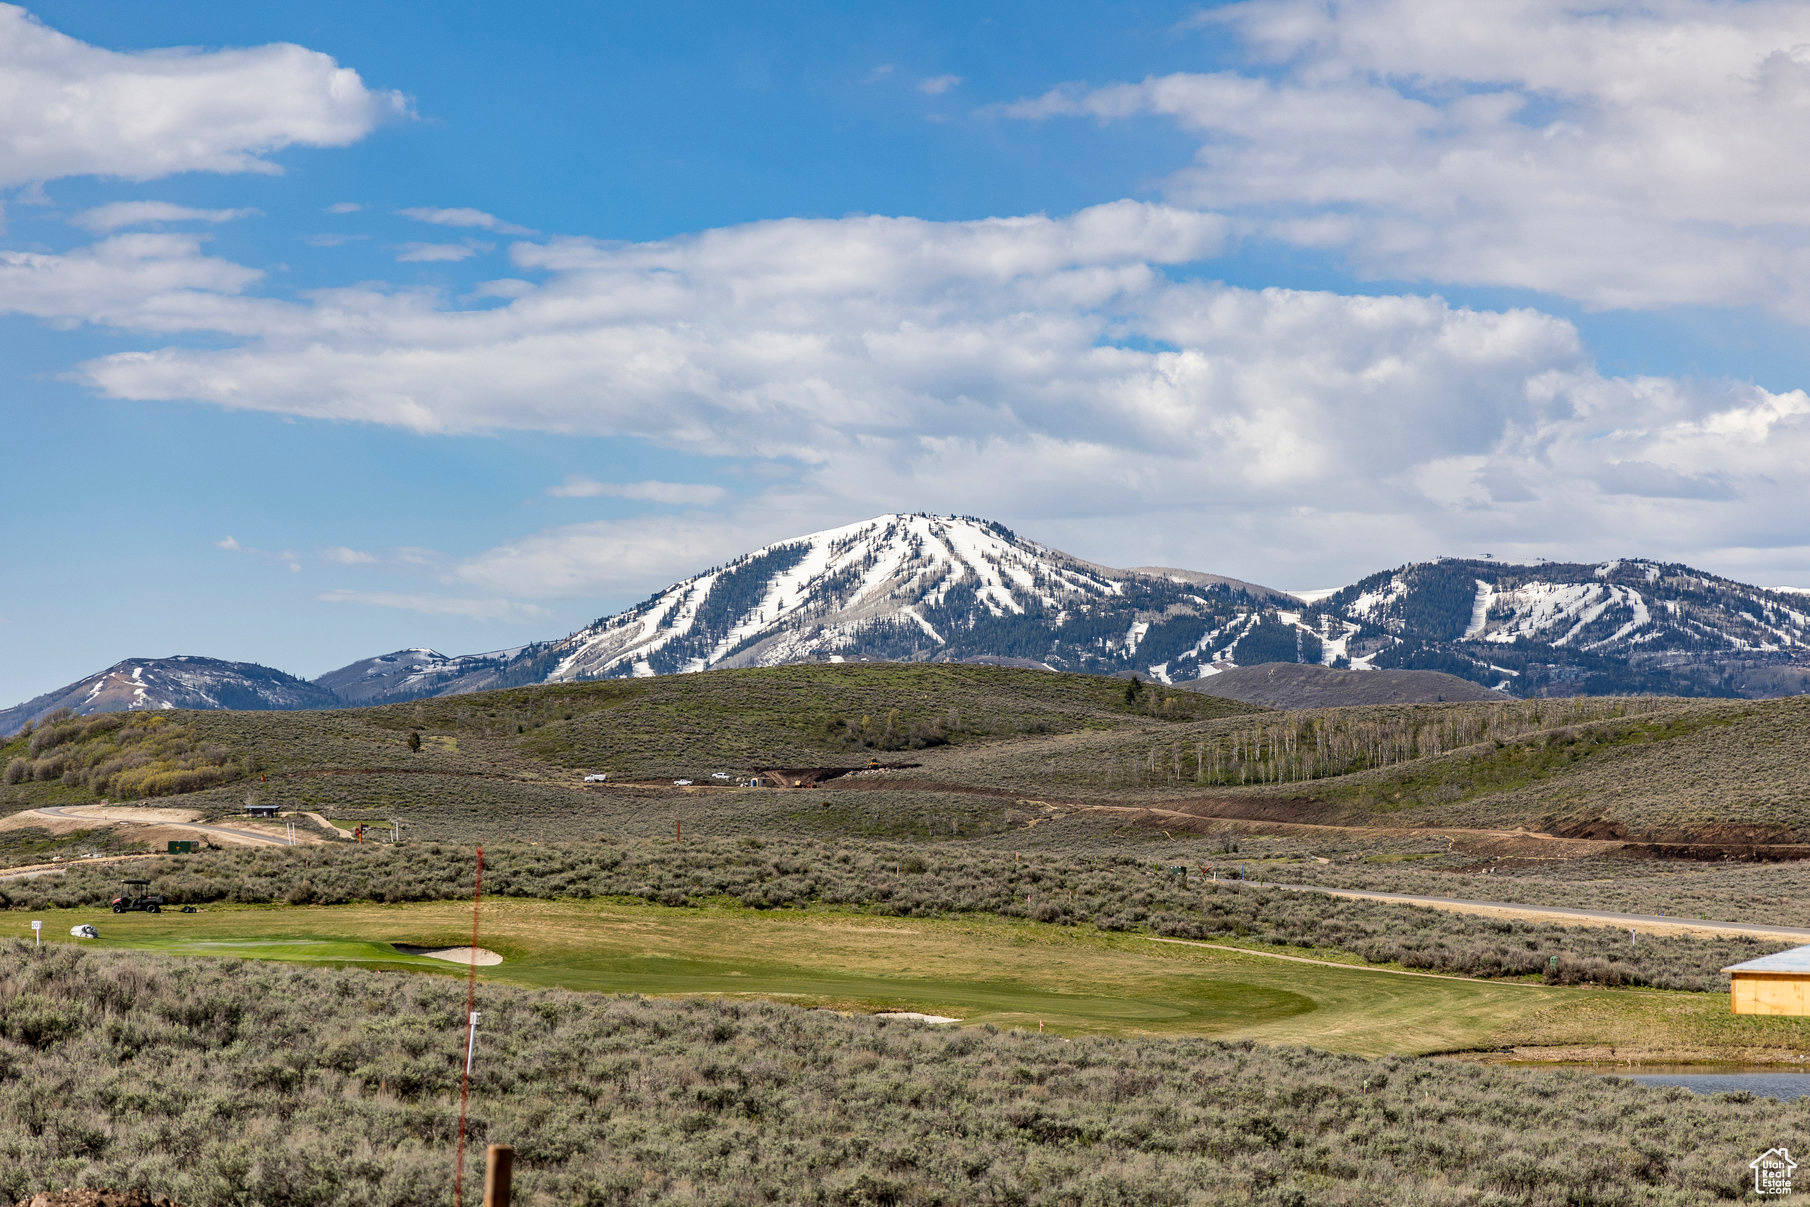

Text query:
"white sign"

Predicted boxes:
[[465, 1011, 482, 1074], [1752, 1148, 1798, 1196], [30, 920, 42, 946]]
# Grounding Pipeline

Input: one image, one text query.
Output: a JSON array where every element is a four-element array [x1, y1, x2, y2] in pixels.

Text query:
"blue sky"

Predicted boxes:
[[5, 0, 1810, 707]]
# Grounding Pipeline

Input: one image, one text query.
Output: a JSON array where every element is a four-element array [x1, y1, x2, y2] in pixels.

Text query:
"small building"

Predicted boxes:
[[1725, 946, 1810, 1014], [243, 803, 281, 819]]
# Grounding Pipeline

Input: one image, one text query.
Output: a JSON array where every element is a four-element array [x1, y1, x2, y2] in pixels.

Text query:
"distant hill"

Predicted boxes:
[[0, 657, 337, 737], [1177, 663, 1505, 709]]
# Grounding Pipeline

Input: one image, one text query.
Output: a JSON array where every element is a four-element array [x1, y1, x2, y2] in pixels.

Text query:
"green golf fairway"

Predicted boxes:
[[18, 896, 1754, 1056]]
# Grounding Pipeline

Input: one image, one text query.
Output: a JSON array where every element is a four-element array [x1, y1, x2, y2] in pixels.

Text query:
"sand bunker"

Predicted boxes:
[[873, 1011, 959, 1024], [392, 944, 503, 966]]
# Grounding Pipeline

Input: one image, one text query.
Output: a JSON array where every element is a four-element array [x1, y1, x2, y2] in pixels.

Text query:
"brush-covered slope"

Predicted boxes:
[[1179, 662, 1505, 708], [0, 662, 1259, 813]]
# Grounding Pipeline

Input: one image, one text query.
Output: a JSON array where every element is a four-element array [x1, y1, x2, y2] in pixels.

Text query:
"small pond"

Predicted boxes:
[[1494, 1062, 1810, 1101], [1556, 1065, 1810, 1101]]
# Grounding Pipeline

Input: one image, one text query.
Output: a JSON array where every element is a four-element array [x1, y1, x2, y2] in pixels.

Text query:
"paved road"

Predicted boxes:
[[33, 806, 295, 848], [1274, 882, 1810, 941]]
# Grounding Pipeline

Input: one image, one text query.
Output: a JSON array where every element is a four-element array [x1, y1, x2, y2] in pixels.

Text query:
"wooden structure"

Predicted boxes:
[[1725, 946, 1810, 1015]]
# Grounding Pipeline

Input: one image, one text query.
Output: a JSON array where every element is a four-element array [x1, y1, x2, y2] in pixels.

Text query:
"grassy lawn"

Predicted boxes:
[[22, 896, 1806, 1058]]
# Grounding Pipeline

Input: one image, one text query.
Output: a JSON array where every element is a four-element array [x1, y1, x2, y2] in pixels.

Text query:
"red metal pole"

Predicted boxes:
[[454, 846, 484, 1207]]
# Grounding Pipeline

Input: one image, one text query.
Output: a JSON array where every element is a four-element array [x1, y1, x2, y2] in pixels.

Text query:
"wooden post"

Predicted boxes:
[[484, 1144, 514, 1207]]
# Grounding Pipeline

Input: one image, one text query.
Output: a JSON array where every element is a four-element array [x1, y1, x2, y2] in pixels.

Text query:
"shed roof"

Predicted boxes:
[[1724, 945, 1810, 974]]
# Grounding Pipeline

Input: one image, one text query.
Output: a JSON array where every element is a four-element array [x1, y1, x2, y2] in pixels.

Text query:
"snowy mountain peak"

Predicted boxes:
[[545, 514, 1136, 680]]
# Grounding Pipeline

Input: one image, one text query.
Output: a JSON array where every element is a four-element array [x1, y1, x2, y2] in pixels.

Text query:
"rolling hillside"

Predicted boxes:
[[8, 662, 1810, 848], [1176, 663, 1504, 709]]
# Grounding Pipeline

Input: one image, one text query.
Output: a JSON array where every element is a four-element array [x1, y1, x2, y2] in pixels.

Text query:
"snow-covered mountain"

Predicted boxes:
[[317, 514, 1304, 703], [1323, 558, 1810, 695], [11, 519, 1810, 733], [311, 646, 530, 706], [523, 514, 1297, 681], [0, 657, 338, 735]]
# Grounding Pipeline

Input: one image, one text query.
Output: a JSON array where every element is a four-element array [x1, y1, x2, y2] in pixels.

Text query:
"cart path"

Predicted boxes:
[[1270, 882, 1810, 941], [31, 805, 296, 848]]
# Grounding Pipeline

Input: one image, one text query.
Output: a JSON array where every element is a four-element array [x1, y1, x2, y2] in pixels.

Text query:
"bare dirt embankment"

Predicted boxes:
[[0, 804, 325, 855]]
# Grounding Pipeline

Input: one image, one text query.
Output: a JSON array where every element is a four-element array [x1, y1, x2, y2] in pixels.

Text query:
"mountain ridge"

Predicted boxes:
[[7, 514, 1810, 733]]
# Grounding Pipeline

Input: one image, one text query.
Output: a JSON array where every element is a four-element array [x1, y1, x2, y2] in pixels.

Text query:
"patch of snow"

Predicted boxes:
[[1462, 579, 1496, 640], [1345, 576, 1408, 629], [1291, 587, 1339, 604], [1585, 588, 1650, 650]]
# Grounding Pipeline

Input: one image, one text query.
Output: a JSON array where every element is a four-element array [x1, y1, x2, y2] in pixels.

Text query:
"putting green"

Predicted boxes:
[[16, 897, 1750, 1056]]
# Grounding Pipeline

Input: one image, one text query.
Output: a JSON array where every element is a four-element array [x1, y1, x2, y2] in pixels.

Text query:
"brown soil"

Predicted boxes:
[[0, 806, 322, 855], [14, 1192, 186, 1207]]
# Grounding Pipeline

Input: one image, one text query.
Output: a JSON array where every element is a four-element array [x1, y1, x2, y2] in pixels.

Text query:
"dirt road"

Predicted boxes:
[[28, 805, 298, 848], [1274, 882, 1810, 941]]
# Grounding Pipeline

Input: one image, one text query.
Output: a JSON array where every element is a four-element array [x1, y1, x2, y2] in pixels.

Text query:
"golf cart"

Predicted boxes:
[[111, 878, 166, 914]]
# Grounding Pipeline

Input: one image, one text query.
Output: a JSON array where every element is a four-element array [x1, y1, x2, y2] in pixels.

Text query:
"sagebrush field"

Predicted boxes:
[[5, 943, 1807, 1207]]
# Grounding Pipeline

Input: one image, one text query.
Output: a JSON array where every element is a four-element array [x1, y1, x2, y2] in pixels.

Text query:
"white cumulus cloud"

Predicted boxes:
[[0, 233, 262, 329], [0, 4, 405, 188], [1010, 0, 1810, 317], [72, 201, 258, 232], [16, 195, 1810, 588], [397, 207, 534, 236], [548, 477, 728, 505], [453, 514, 780, 600], [318, 590, 548, 622], [395, 241, 489, 263], [321, 545, 377, 565]]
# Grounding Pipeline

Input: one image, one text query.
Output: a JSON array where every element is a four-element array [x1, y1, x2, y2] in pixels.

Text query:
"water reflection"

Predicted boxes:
[[1617, 1067, 1810, 1101]]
